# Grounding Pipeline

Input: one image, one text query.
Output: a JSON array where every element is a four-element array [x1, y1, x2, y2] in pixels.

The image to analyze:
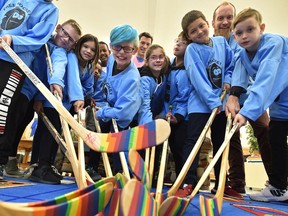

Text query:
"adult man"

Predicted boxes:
[[212, 1, 272, 193], [132, 32, 153, 68]]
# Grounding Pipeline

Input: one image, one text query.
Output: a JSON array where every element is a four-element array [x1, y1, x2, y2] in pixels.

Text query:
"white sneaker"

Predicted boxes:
[[249, 184, 288, 202]]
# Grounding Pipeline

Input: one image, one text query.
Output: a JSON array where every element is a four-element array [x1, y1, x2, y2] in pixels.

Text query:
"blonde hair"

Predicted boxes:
[[213, 1, 236, 21], [233, 8, 262, 29], [62, 19, 82, 37]]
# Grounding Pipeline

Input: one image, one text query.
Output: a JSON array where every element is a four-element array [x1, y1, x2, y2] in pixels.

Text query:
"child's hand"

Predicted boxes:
[[233, 113, 247, 128], [50, 84, 63, 99], [0, 35, 12, 49], [225, 95, 240, 118], [33, 100, 43, 114], [73, 100, 84, 113]]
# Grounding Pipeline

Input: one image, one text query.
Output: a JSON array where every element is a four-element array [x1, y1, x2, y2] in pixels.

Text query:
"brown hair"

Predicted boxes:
[[62, 19, 82, 37], [233, 8, 262, 29], [145, 44, 170, 75], [75, 34, 99, 73], [139, 32, 153, 44], [181, 10, 207, 38]]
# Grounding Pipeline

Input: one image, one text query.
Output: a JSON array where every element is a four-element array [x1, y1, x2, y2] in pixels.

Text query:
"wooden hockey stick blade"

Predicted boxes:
[[199, 114, 233, 216], [39, 111, 94, 184], [120, 179, 157, 216], [129, 150, 150, 189], [22, 177, 116, 207], [0, 182, 114, 216], [1, 39, 170, 152], [92, 107, 113, 177], [158, 123, 238, 216]]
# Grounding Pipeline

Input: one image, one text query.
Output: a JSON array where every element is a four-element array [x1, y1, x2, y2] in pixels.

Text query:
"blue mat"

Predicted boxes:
[[0, 177, 287, 215]]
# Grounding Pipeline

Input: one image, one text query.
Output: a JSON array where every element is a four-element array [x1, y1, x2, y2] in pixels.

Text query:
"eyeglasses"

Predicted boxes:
[[60, 27, 76, 44], [149, 55, 165, 62], [112, 45, 135, 53], [174, 39, 188, 46]]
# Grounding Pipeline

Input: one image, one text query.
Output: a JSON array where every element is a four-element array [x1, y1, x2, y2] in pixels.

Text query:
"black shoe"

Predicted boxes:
[[86, 166, 102, 182], [29, 165, 61, 184], [51, 165, 63, 180]]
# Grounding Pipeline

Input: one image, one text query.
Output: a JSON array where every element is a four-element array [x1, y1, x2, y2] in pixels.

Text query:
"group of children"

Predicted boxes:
[[0, 0, 287, 203]]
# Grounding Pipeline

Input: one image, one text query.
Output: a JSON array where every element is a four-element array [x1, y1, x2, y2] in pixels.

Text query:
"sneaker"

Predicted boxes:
[[249, 184, 288, 202], [4, 158, 23, 178], [51, 165, 63, 180], [174, 184, 193, 198], [23, 163, 38, 179], [86, 166, 102, 182], [211, 185, 243, 199], [29, 165, 61, 184], [0, 164, 4, 180]]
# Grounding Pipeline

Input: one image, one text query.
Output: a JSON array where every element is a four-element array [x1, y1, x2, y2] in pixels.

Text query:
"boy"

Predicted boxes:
[[0, 0, 58, 179], [227, 7, 288, 202], [176, 10, 241, 198], [29, 19, 83, 184]]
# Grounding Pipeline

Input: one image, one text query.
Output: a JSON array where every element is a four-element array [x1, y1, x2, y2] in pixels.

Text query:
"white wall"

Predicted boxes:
[[54, 0, 288, 56]]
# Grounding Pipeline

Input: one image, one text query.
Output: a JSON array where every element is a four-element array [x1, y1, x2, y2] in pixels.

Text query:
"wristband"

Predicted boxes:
[[229, 90, 241, 98]]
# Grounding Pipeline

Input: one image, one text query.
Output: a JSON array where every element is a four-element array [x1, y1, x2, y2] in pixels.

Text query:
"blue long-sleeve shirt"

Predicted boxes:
[[160, 58, 190, 121], [96, 55, 141, 128], [185, 36, 234, 114], [0, 0, 58, 67], [232, 33, 288, 120]]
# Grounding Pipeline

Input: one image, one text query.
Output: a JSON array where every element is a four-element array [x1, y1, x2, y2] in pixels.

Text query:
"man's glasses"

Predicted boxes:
[[112, 45, 134, 53], [149, 55, 165, 62], [174, 39, 188, 46], [60, 27, 76, 44]]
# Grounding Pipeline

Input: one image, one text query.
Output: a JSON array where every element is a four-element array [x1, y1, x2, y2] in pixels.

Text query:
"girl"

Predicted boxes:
[[137, 44, 170, 186]]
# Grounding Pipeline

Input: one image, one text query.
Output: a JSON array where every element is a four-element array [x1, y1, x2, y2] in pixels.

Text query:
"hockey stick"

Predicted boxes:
[[199, 114, 233, 216], [91, 107, 113, 177], [158, 123, 238, 216], [1, 39, 170, 152]]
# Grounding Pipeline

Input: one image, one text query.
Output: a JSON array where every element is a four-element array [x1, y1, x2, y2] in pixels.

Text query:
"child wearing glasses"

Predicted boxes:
[[137, 44, 169, 186], [96, 24, 141, 174], [28, 19, 84, 184], [159, 32, 190, 184], [0, 0, 58, 180], [175, 10, 239, 198]]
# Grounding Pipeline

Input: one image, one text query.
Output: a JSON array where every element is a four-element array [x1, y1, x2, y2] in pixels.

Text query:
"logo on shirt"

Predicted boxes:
[[1, 7, 26, 30], [207, 61, 222, 89]]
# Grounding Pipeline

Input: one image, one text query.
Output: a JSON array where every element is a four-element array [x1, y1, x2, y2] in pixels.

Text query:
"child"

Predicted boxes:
[[160, 32, 190, 179], [138, 44, 169, 124], [137, 44, 169, 186], [0, 0, 59, 179], [72, 34, 102, 181], [29, 19, 83, 184], [176, 10, 240, 198], [96, 24, 141, 174], [227, 8, 288, 202], [70, 34, 99, 114], [99, 41, 110, 72]]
